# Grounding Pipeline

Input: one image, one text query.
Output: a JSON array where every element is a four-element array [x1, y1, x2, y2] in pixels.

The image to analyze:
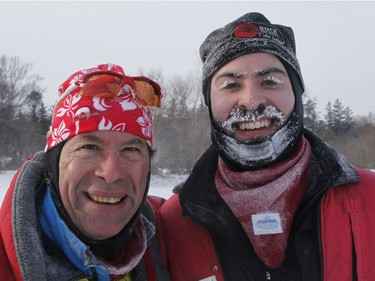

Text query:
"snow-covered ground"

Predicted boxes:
[[0, 170, 187, 206]]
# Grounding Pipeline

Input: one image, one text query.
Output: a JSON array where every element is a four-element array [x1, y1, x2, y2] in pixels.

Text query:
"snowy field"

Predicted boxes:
[[0, 170, 187, 205]]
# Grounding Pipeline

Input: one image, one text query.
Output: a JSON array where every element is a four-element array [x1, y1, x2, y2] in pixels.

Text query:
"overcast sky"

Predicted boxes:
[[1, 1, 374, 116]]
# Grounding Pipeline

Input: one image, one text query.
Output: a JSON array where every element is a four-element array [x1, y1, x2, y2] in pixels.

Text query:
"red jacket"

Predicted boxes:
[[320, 168, 375, 281], [0, 153, 170, 281], [0, 169, 22, 280], [160, 168, 375, 281]]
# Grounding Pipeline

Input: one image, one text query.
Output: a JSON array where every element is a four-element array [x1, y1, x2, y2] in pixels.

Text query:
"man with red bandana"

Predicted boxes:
[[160, 12, 375, 281], [0, 63, 170, 281]]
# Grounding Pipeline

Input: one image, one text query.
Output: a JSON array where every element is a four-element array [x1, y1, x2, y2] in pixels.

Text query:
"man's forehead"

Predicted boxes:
[[214, 53, 286, 75], [69, 131, 147, 145]]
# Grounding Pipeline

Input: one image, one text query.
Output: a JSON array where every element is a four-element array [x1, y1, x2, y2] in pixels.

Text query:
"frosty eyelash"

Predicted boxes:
[[264, 76, 284, 85], [219, 79, 236, 90]]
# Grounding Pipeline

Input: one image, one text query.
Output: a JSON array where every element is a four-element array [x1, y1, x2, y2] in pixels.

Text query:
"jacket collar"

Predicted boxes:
[[178, 129, 360, 233]]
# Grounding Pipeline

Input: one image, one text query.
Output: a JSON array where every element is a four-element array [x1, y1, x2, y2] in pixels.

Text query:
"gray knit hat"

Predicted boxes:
[[200, 12, 304, 105]]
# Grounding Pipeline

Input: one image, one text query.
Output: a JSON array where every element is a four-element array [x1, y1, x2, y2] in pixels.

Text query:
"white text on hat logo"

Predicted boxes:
[[259, 26, 284, 44]]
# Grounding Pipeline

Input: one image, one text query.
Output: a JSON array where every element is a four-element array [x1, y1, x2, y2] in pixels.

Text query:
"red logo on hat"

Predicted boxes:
[[233, 22, 259, 38]]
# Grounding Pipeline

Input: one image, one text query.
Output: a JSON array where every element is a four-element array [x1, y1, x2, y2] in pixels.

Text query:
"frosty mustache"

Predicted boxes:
[[221, 104, 286, 134]]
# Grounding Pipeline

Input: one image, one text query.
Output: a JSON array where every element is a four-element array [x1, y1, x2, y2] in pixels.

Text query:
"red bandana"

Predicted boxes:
[[215, 137, 311, 268], [45, 64, 161, 151]]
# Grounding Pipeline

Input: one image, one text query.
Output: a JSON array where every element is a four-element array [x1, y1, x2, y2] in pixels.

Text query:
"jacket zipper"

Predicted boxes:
[[90, 267, 98, 281], [317, 201, 324, 281]]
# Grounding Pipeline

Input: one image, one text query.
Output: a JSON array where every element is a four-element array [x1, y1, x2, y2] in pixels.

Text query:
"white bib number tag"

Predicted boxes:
[[199, 276, 217, 281], [251, 213, 283, 235]]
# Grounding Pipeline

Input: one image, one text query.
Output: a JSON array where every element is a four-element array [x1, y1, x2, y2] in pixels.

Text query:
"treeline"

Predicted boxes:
[[0, 55, 374, 171], [152, 73, 375, 174], [303, 95, 375, 169], [0, 55, 50, 169]]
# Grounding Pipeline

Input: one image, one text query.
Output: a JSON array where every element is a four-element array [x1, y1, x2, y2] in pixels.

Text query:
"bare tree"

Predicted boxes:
[[0, 55, 44, 119], [149, 71, 209, 174], [0, 55, 46, 168]]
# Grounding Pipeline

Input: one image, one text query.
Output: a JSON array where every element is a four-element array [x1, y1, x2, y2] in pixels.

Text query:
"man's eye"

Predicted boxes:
[[74, 144, 101, 159], [219, 80, 238, 90], [121, 146, 148, 162], [262, 76, 284, 87], [122, 147, 141, 153], [81, 144, 99, 150]]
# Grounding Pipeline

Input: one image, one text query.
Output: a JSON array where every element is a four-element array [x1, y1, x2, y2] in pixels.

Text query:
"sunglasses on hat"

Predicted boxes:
[[56, 71, 162, 108]]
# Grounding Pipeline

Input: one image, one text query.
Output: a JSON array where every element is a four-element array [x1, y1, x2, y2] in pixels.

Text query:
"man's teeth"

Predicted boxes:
[[90, 195, 122, 204], [239, 119, 271, 130]]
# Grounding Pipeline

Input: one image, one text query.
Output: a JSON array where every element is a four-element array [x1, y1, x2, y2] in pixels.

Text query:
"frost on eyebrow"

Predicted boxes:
[[221, 105, 286, 134], [232, 71, 248, 78], [216, 71, 248, 80], [253, 67, 287, 77]]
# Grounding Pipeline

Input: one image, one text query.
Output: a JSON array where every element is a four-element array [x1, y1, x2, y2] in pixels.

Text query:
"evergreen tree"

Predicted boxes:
[[303, 95, 319, 131], [324, 99, 353, 134], [324, 101, 334, 129]]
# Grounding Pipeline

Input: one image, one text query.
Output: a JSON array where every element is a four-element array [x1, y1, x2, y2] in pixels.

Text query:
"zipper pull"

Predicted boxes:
[[266, 271, 271, 280]]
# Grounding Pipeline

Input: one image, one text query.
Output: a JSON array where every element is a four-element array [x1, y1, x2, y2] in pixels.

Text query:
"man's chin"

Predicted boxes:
[[231, 133, 270, 145], [242, 136, 269, 145]]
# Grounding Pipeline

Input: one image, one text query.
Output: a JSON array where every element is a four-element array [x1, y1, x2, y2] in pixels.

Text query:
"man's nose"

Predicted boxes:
[[237, 85, 266, 110], [95, 151, 124, 184]]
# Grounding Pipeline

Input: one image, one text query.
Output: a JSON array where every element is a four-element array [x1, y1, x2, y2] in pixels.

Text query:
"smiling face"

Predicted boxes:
[[58, 130, 150, 240], [210, 53, 295, 144]]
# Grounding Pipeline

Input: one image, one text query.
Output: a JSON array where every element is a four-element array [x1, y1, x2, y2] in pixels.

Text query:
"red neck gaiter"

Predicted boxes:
[[215, 137, 311, 268]]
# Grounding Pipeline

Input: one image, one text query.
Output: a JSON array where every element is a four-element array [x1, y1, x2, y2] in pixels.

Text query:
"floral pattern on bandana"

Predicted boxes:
[[45, 64, 155, 151]]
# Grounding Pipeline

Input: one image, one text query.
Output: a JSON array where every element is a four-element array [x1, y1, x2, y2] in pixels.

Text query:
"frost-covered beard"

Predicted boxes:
[[221, 105, 286, 143], [211, 105, 301, 171]]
